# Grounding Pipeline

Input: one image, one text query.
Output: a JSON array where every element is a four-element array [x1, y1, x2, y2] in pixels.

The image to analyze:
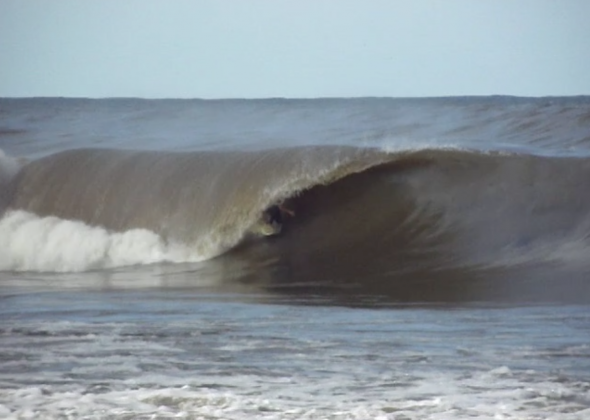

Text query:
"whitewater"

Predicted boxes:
[[1, 96, 590, 419]]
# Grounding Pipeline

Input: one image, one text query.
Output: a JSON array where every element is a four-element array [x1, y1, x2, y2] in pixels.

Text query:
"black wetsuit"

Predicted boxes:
[[265, 205, 283, 225]]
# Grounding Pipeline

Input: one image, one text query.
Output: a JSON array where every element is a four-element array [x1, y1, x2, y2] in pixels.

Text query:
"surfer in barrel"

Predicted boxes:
[[258, 202, 295, 236], [263, 203, 295, 226]]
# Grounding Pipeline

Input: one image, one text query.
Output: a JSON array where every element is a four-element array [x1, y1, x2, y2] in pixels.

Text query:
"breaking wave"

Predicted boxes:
[[2, 145, 590, 301], [0, 146, 391, 271]]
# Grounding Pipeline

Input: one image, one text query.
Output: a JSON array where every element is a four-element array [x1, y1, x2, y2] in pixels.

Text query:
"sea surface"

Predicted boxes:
[[1, 96, 590, 419]]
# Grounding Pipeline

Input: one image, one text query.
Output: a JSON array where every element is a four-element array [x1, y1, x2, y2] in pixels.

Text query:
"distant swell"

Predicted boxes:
[[3, 146, 590, 301]]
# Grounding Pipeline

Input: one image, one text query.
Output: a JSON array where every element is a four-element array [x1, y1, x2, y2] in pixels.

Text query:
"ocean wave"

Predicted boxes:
[[2, 146, 590, 293]]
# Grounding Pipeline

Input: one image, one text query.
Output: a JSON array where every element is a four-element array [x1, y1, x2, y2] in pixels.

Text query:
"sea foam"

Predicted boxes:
[[0, 210, 204, 272]]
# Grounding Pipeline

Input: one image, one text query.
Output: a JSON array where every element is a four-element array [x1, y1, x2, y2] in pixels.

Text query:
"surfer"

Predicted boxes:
[[250, 202, 295, 237], [262, 203, 295, 228]]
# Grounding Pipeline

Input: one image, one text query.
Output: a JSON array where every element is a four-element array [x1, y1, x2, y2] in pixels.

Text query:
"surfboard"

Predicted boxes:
[[249, 219, 282, 237], [260, 223, 282, 236]]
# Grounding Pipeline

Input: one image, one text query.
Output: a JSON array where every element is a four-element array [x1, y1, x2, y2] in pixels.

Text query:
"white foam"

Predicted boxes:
[[2, 304, 588, 420], [2, 370, 589, 420], [0, 210, 208, 272], [376, 137, 464, 155]]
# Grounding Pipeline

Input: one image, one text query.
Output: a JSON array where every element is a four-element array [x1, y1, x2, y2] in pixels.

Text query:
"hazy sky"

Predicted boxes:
[[1, 0, 589, 98]]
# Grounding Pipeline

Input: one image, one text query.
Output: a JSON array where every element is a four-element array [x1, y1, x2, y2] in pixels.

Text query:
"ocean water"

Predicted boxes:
[[1, 96, 590, 419]]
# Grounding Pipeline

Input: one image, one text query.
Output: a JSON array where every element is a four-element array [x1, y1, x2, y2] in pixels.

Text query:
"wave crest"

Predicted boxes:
[[3, 145, 590, 292]]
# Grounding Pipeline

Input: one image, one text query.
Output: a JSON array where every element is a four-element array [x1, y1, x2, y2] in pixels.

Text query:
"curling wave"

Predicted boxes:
[[2, 145, 590, 302], [0, 146, 391, 271]]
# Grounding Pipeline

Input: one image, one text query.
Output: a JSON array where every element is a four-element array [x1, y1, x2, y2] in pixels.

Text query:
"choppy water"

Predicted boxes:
[[1, 96, 590, 418]]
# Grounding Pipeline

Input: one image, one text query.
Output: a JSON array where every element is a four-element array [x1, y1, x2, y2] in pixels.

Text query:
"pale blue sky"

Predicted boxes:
[[1, 0, 589, 98]]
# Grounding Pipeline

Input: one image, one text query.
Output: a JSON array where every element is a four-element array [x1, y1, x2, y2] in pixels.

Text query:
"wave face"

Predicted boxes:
[[2, 144, 590, 301], [1, 96, 590, 301], [1, 146, 388, 271]]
